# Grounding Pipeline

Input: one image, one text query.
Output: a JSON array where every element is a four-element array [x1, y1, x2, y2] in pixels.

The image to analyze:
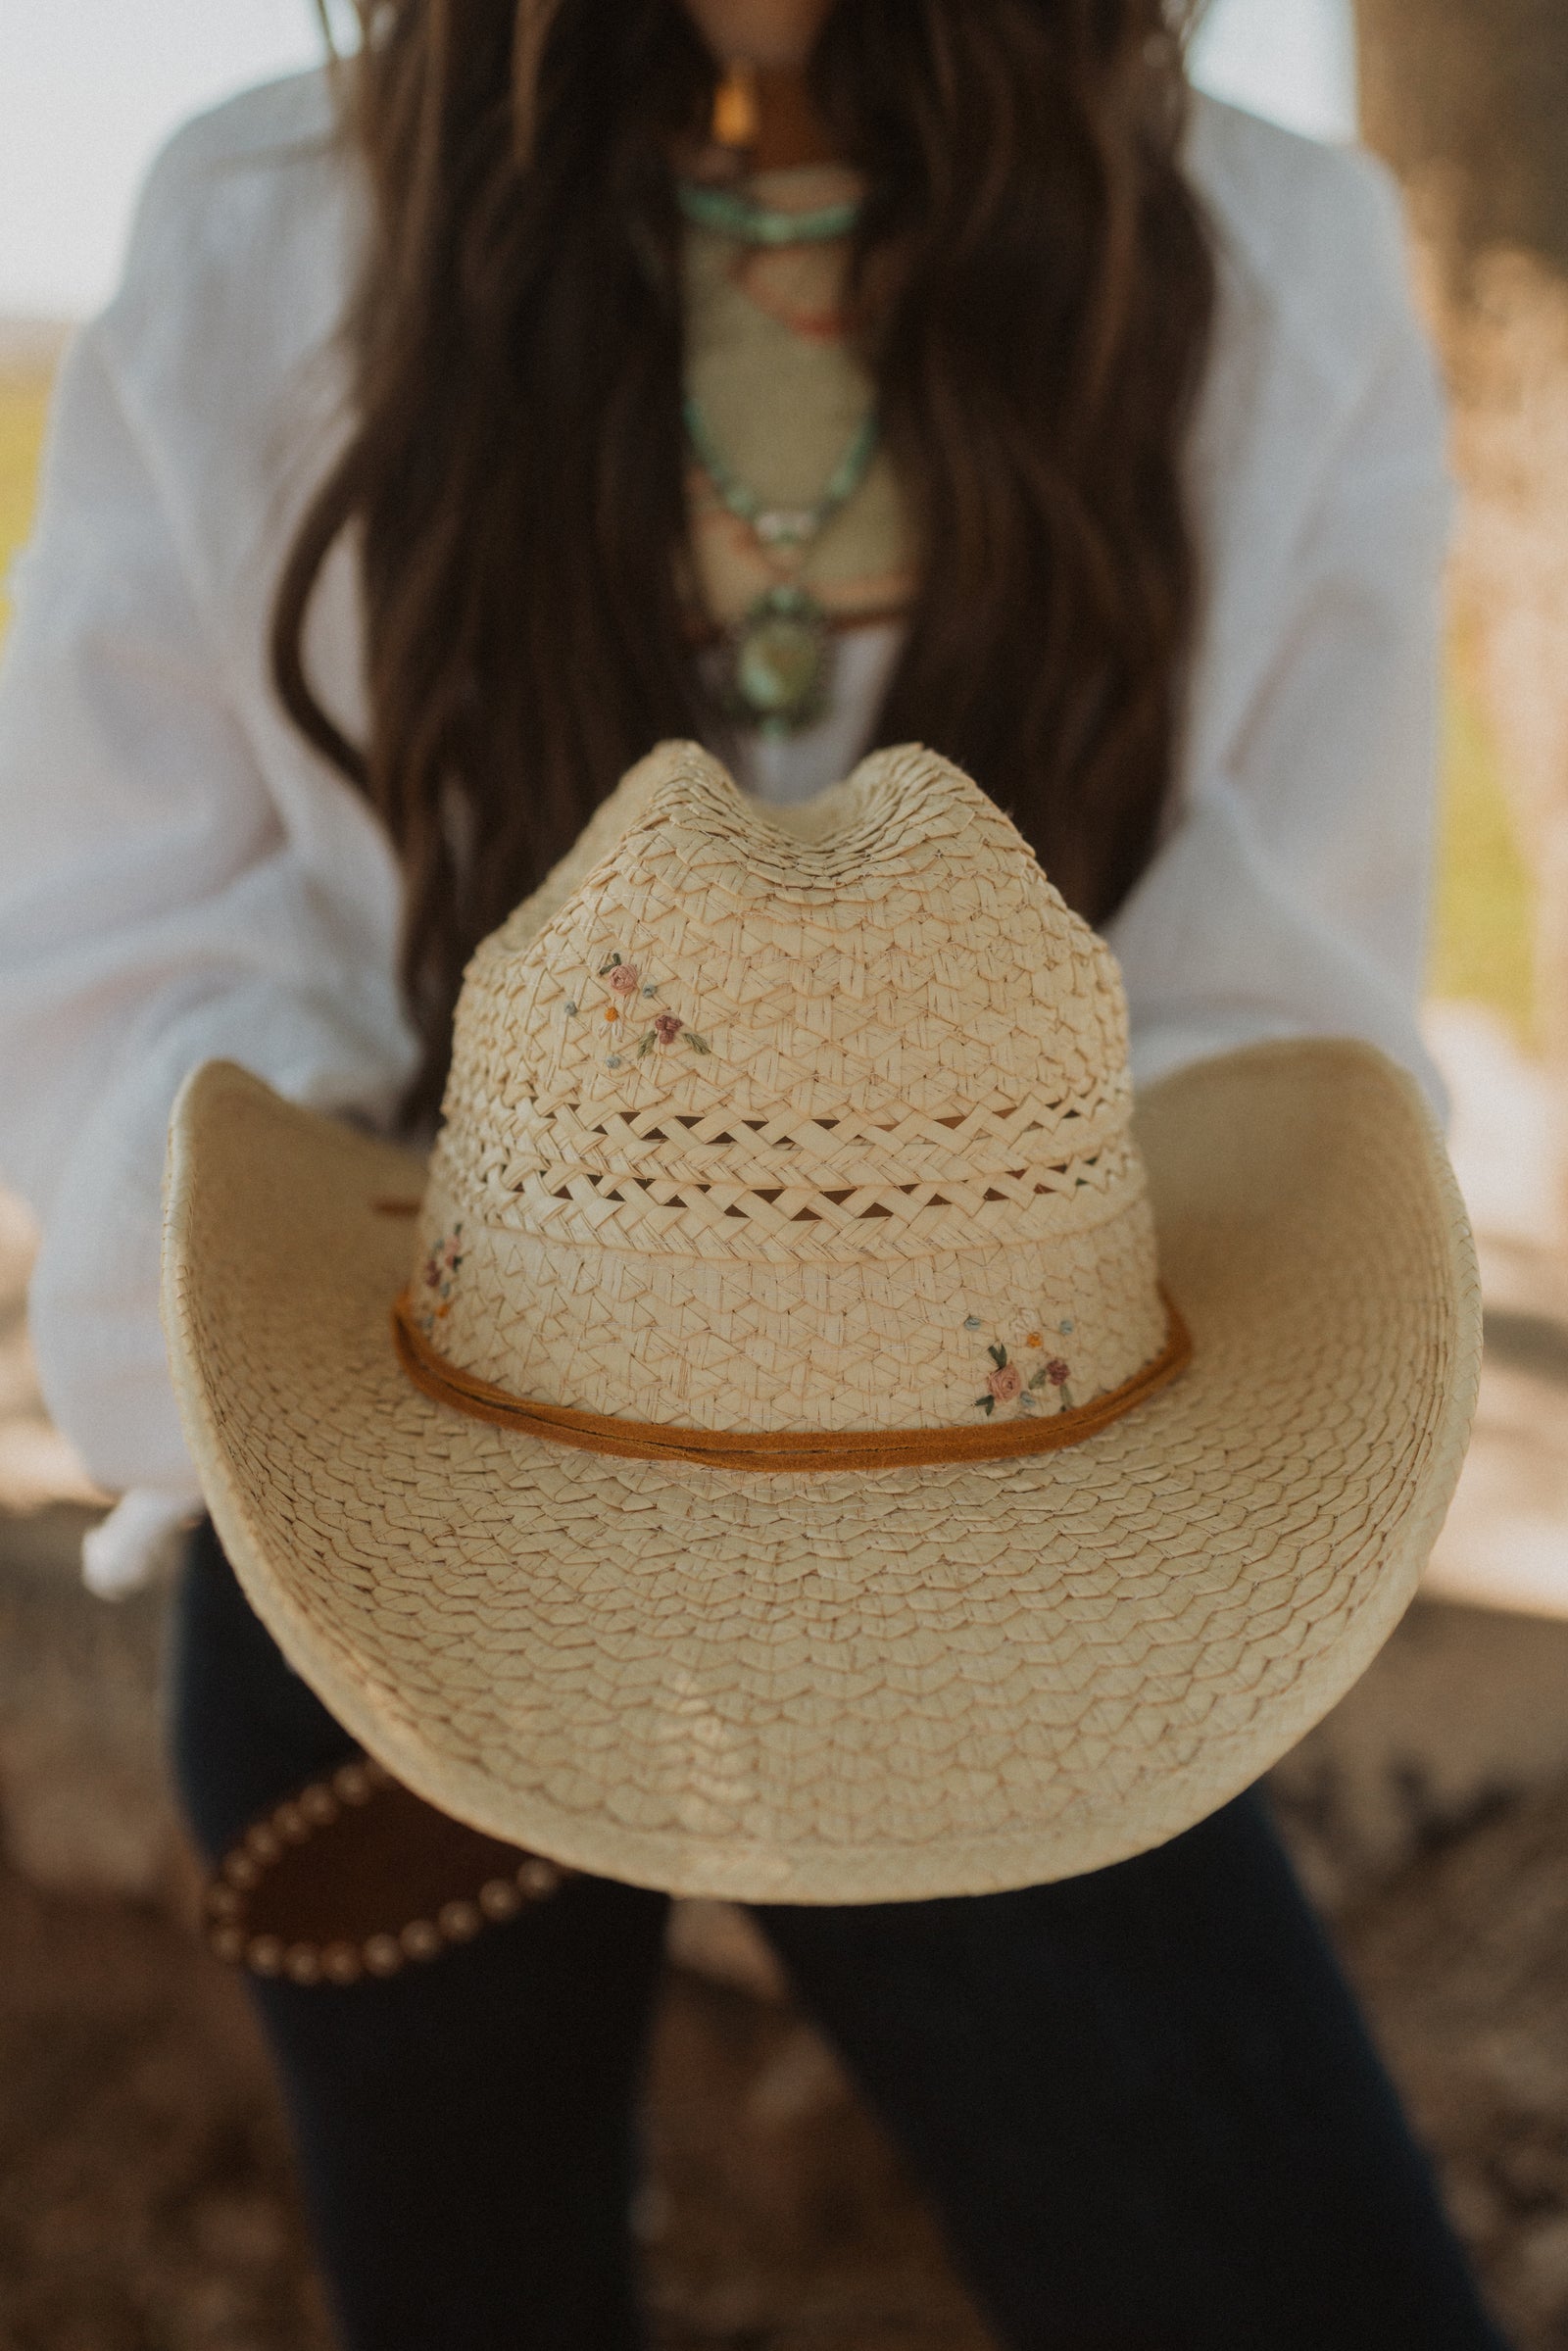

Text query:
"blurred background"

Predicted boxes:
[[2, 2, 1568, 2346]]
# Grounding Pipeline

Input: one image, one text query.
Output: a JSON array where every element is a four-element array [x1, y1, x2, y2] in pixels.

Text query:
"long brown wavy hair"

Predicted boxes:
[[274, 0, 1216, 1125]]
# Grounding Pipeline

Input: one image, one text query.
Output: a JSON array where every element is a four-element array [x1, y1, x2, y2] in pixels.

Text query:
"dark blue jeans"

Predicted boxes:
[[171, 1523, 1507, 2351]]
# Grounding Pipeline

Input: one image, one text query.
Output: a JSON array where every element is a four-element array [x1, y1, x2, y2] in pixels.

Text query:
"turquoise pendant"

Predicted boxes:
[[727, 584, 831, 739]]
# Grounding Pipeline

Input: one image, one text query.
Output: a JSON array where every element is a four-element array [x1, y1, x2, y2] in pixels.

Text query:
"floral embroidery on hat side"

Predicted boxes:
[[972, 1330, 1074, 1416], [417, 1224, 465, 1337], [591, 951, 710, 1066]]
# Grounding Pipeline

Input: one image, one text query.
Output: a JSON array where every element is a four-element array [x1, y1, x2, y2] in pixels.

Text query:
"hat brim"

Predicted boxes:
[[164, 1039, 1479, 1902]]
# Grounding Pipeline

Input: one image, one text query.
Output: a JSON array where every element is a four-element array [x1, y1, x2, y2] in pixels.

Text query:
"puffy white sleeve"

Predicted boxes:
[[1107, 156, 1451, 1111], [0, 319, 415, 1506]]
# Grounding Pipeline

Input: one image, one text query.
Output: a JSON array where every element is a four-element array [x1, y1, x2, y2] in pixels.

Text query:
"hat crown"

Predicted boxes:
[[434, 744, 1138, 1255], [414, 744, 1166, 1435]]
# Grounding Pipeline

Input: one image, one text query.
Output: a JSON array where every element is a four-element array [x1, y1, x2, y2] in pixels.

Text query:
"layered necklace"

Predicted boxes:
[[678, 175, 878, 741]]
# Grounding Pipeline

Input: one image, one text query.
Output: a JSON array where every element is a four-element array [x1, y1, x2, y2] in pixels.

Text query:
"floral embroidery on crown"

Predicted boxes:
[[565, 951, 711, 1071], [972, 1319, 1076, 1417], [417, 1223, 465, 1337]]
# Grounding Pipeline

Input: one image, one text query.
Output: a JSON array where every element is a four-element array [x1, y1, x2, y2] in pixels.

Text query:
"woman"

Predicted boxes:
[[0, 2, 1507, 2346]]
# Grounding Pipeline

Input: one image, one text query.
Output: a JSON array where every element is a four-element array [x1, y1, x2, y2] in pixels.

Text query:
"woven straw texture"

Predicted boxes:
[[421, 746, 1162, 1430], [163, 746, 1481, 1901]]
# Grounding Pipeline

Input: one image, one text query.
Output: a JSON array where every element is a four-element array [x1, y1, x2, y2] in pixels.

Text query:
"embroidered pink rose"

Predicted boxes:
[[1046, 1358, 1071, 1388], [607, 962, 641, 997], [988, 1362, 1023, 1404], [653, 1012, 684, 1046]]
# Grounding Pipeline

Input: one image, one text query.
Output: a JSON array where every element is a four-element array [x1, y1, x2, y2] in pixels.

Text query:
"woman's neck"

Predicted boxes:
[[681, 0, 837, 72], [683, 62, 842, 178], [743, 65, 841, 171]]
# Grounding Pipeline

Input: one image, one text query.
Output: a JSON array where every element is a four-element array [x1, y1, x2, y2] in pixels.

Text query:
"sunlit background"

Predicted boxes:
[[0, 0, 1353, 316]]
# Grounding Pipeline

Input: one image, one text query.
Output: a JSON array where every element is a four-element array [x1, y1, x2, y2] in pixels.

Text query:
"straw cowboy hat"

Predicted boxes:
[[163, 743, 1480, 1905]]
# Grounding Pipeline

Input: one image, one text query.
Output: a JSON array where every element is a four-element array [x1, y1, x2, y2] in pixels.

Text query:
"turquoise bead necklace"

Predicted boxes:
[[680, 176, 878, 738], [685, 397, 879, 739], [676, 177, 862, 247]]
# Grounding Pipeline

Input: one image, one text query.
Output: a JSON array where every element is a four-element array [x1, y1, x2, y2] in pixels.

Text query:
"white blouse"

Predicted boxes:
[[0, 70, 1451, 1586]]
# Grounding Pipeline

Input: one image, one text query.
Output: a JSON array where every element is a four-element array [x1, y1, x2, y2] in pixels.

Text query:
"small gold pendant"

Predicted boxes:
[[710, 60, 760, 154]]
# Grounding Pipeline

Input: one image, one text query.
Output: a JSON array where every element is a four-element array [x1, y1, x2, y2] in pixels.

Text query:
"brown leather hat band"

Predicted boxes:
[[391, 1289, 1192, 1471]]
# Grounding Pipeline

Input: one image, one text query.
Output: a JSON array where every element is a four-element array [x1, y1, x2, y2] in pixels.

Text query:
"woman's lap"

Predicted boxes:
[[760, 1806, 1501, 2347], [169, 1523, 1506, 2351]]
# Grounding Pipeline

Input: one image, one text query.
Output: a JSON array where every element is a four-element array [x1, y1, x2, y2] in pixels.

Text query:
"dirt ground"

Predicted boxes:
[[3, 1781, 1568, 2351], [0, 1839, 998, 2351]]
